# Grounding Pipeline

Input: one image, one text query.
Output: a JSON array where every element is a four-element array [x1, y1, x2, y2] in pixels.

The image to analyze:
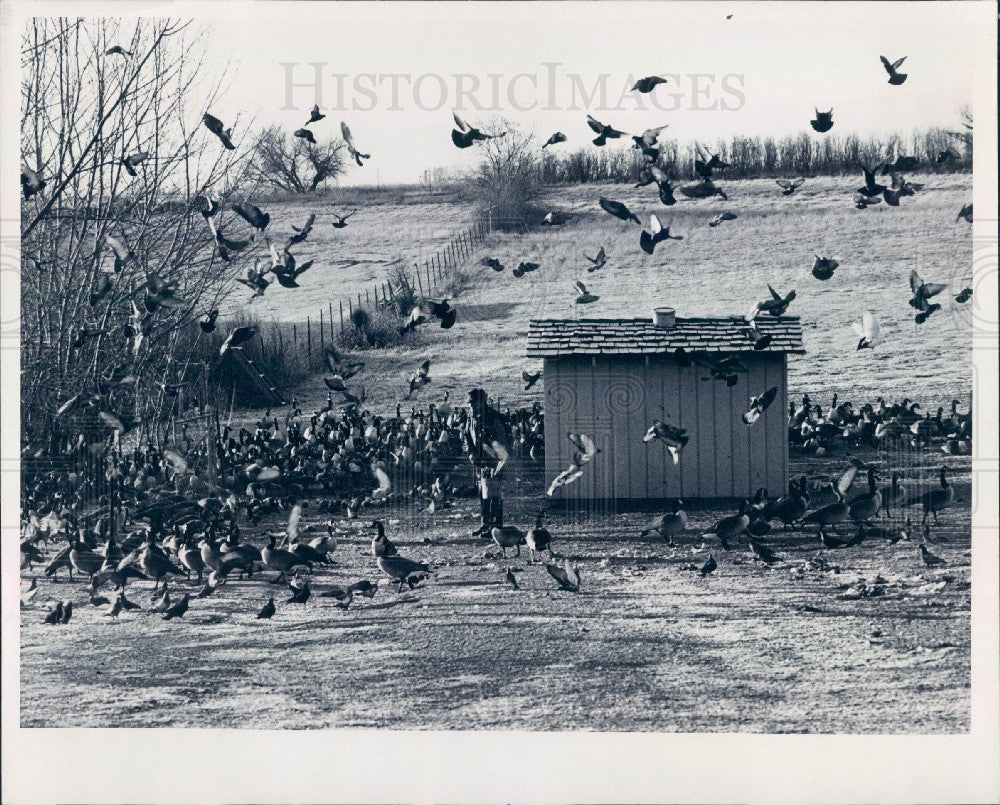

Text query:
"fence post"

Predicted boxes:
[[415, 265, 424, 297], [357, 292, 362, 312], [329, 302, 334, 340], [320, 310, 325, 348], [339, 300, 344, 334], [307, 316, 312, 359], [426, 263, 433, 294], [366, 289, 371, 307]]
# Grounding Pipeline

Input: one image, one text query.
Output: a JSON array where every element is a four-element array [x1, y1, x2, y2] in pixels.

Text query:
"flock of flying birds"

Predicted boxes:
[[20, 46, 973, 625]]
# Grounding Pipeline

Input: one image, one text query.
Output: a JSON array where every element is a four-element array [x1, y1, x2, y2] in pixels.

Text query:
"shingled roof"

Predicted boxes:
[[526, 316, 806, 357]]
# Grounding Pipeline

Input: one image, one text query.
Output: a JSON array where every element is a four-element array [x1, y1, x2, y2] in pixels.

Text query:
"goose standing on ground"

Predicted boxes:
[[848, 469, 882, 524], [801, 483, 849, 532], [641, 499, 687, 544], [525, 514, 553, 560], [914, 467, 954, 523], [369, 521, 431, 592], [774, 480, 808, 528], [704, 502, 750, 551], [263, 532, 311, 584], [491, 524, 527, 558]]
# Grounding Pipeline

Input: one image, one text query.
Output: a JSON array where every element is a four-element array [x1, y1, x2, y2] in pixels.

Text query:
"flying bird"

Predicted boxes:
[[21, 166, 46, 199], [631, 76, 668, 93], [584, 247, 607, 271], [451, 113, 502, 148], [587, 115, 627, 146], [307, 104, 325, 124], [331, 209, 357, 228], [632, 125, 670, 163], [599, 197, 640, 225], [219, 325, 258, 356], [273, 250, 314, 289], [909, 270, 946, 324], [512, 261, 540, 278], [811, 255, 838, 280], [854, 194, 882, 209], [574, 280, 599, 304], [202, 113, 236, 149], [742, 387, 778, 425], [956, 203, 972, 223], [810, 108, 834, 133], [775, 178, 804, 195], [341, 121, 371, 165], [640, 214, 683, 254], [122, 151, 149, 177], [231, 202, 270, 232], [955, 288, 972, 304], [740, 322, 773, 351], [694, 143, 730, 178], [643, 420, 689, 464], [647, 165, 677, 205], [480, 256, 505, 272], [880, 55, 908, 85], [753, 285, 796, 318], [852, 312, 883, 350], [542, 132, 567, 148], [522, 370, 542, 390], [407, 359, 431, 398], [679, 178, 728, 201], [547, 433, 599, 496], [105, 45, 132, 57], [546, 558, 581, 592], [709, 212, 738, 228], [293, 128, 317, 145]]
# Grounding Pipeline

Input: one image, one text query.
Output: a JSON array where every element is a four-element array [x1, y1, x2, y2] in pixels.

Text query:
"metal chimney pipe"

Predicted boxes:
[[653, 307, 676, 328]]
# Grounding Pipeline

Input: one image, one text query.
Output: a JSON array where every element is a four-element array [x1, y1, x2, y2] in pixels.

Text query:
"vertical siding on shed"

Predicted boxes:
[[745, 359, 769, 496], [765, 355, 788, 495], [695, 371, 717, 494], [543, 352, 789, 501], [675, 363, 696, 498], [574, 357, 599, 500], [543, 358, 565, 500], [713, 378, 735, 496], [642, 357, 668, 499], [589, 357, 617, 502]]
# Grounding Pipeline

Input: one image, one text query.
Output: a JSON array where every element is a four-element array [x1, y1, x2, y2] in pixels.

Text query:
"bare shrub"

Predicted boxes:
[[468, 119, 543, 230]]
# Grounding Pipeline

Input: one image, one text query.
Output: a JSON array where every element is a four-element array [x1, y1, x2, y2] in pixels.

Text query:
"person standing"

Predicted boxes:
[[475, 466, 504, 537]]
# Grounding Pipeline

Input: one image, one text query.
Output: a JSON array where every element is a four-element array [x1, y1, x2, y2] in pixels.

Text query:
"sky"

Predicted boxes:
[[203, 1, 983, 184]]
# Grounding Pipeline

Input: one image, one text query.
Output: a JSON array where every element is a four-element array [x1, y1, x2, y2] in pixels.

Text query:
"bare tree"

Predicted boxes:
[[20, 17, 254, 442], [250, 125, 347, 193], [470, 119, 542, 230]]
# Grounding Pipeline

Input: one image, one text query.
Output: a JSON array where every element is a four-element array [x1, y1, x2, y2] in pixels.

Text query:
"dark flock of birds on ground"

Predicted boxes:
[[21, 46, 973, 629]]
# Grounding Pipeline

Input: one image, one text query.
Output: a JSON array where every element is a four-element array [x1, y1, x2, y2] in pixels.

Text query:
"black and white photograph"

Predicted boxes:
[[2, 1, 998, 802]]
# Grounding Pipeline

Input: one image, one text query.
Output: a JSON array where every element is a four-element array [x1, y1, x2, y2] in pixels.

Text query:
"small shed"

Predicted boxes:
[[526, 309, 805, 502]]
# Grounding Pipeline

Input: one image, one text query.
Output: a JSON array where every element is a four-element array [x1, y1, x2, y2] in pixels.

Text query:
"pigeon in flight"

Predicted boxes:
[[810, 108, 834, 133], [203, 113, 236, 149], [341, 122, 371, 165], [880, 55, 908, 85]]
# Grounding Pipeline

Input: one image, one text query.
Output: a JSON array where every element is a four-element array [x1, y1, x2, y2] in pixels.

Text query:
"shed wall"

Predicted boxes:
[[544, 354, 788, 500]]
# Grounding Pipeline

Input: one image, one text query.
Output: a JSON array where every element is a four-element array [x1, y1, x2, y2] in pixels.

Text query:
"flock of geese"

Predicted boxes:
[[20, 49, 972, 632]]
